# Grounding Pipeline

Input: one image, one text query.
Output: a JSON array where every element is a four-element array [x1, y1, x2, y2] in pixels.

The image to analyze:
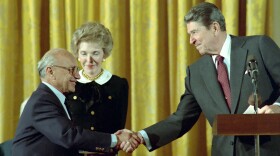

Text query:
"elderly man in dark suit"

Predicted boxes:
[[120, 2, 280, 156], [12, 48, 139, 156]]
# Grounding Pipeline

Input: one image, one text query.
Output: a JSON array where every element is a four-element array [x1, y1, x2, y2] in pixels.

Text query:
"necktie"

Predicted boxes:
[[217, 55, 231, 109]]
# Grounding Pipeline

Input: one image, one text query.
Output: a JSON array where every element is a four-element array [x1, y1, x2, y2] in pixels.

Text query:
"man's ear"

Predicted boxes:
[[212, 22, 220, 32], [46, 67, 53, 75]]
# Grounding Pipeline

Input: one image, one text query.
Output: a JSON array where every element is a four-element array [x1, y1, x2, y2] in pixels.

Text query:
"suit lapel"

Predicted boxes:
[[230, 36, 248, 113], [39, 83, 70, 118], [200, 36, 249, 114], [201, 55, 230, 113]]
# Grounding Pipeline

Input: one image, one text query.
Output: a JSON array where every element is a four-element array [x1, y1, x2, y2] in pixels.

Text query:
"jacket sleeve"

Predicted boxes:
[[32, 91, 112, 152], [144, 67, 202, 151]]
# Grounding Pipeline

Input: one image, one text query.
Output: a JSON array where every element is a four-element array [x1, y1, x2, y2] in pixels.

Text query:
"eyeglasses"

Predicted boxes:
[[51, 65, 79, 75]]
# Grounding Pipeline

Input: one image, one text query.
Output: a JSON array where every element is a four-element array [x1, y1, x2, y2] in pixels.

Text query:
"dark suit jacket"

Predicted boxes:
[[144, 35, 280, 156], [12, 83, 112, 156], [0, 139, 12, 156]]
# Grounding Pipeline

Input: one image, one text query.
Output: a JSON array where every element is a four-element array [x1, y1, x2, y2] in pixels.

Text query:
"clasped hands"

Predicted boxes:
[[115, 129, 144, 153]]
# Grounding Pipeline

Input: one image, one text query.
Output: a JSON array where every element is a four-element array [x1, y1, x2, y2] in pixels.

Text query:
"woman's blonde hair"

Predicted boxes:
[[71, 22, 113, 58]]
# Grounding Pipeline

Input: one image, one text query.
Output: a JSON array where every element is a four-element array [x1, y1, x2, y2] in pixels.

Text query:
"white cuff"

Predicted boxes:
[[139, 130, 152, 150], [110, 134, 117, 147]]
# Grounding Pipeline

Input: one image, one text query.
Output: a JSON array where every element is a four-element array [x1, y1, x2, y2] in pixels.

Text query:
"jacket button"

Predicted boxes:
[[73, 96, 77, 100], [90, 111, 95, 115], [90, 126, 95, 131], [108, 96, 112, 100]]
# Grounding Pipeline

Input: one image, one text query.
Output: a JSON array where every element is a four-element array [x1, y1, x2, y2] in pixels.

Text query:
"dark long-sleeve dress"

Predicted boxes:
[[66, 69, 128, 155]]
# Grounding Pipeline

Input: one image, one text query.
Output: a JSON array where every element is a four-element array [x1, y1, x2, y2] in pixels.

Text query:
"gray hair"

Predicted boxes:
[[184, 2, 226, 31], [71, 22, 113, 58], [37, 48, 62, 77]]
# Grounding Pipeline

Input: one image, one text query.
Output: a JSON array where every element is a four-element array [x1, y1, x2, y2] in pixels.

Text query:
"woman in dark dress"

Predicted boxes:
[[66, 22, 128, 156]]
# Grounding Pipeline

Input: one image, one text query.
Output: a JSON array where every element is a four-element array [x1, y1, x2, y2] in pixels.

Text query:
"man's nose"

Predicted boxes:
[[75, 71, 81, 79], [190, 36, 195, 45]]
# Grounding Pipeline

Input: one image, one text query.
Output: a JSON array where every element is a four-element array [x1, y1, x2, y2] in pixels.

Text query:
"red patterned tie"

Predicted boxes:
[[217, 55, 231, 109]]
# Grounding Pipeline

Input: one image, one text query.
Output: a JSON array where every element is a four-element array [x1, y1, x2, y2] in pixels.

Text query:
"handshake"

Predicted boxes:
[[115, 129, 145, 153]]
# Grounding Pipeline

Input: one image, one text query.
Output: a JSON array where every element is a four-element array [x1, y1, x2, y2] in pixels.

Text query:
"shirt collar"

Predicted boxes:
[[220, 34, 231, 60], [78, 69, 112, 85], [42, 81, 65, 104], [213, 34, 231, 63], [212, 34, 231, 78]]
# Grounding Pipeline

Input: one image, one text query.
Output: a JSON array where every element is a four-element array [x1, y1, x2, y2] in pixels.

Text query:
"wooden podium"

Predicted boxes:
[[213, 114, 280, 136], [213, 114, 280, 156]]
